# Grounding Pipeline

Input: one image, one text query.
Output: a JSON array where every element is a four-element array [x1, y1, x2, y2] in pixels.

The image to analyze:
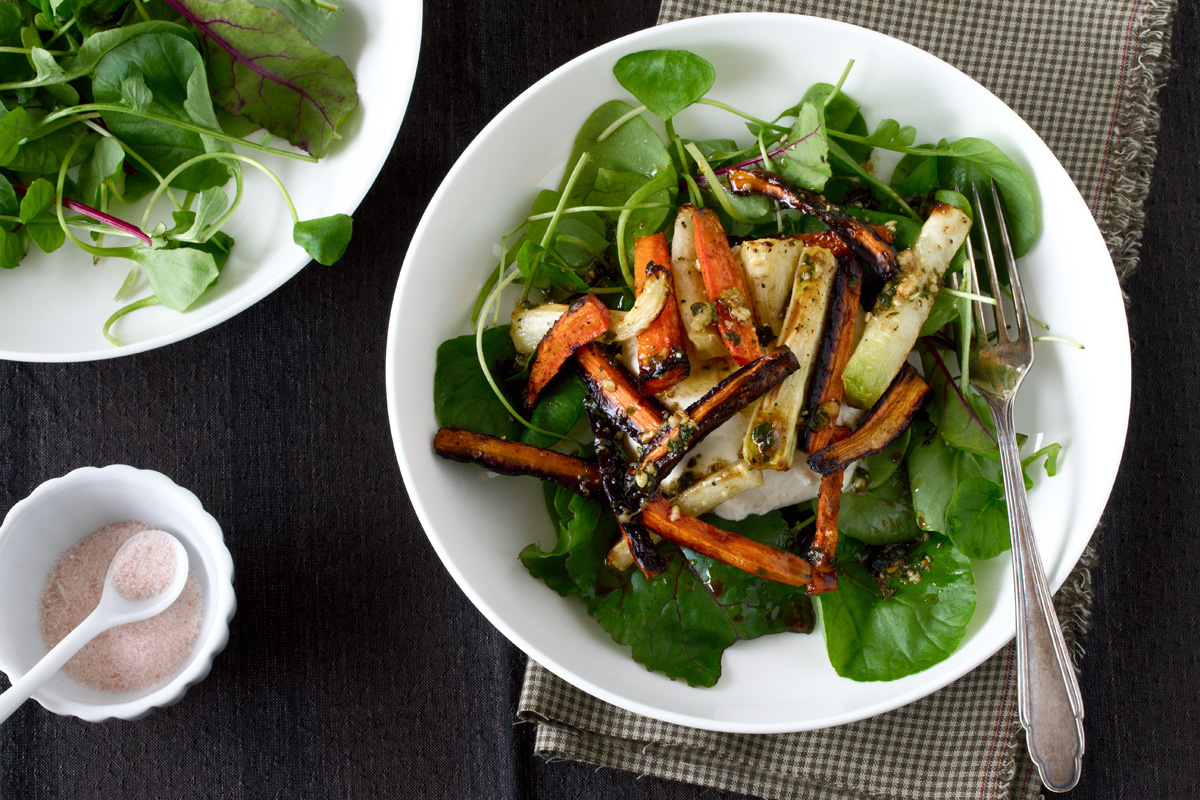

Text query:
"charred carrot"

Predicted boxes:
[[574, 342, 666, 442], [808, 365, 931, 475], [524, 293, 610, 409], [727, 169, 898, 279], [433, 427, 602, 497], [587, 405, 666, 579], [801, 256, 863, 453], [628, 347, 799, 500], [808, 425, 851, 579], [691, 207, 764, 365], [634, 233, 690, 395], [640, 496, 818, 590]]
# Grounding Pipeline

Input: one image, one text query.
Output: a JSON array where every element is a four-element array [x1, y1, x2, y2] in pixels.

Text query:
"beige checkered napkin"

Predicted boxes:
[[519, 1, 1176, 798]]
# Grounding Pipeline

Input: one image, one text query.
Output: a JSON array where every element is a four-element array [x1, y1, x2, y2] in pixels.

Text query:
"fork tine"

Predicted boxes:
[[989, 180, 1031, 342], [960, 228, 988, 349], [971, 183, 1009, 342]]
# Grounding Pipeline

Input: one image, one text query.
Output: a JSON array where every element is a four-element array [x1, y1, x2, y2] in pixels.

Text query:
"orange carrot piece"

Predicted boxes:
[[691, 207, 763, 365], [574, 342, 665, 442], [634, 233, 690, 395], [524, 293, 609, 409], [433, 427, 603, 497], [641, 496, 822, 590], [802, 257, 863, 453]]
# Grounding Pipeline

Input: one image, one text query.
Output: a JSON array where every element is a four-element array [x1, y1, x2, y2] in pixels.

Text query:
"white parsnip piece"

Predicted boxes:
[[842, 203, 972, 408], [671, 207, 726, 360], [737, 237, 804, 338], [742, 246, 838, 471]]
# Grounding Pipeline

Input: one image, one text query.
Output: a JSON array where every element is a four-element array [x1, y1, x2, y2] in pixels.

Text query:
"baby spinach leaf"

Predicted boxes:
[[131, 244, 220, 310], [891, 152, 939, 197], [165, 0, 358, 158], [818, 534, 976, 681], [247, 0, 343, 43], [936, 137, 1037, 256], [864, 425, 911, 490], [92, 31, 231, 191], [612, 49, 714, 121], [918, 289, 960, 337], [77, 136, 127, 205], [907, 418, 1002, 534], [945, 476, 1010, 559], [18, 178, 53, 223], [25, 219, 66, 253], [919, 341, 996, 452], [838, 465, 924, 545], [0, 174, 17, 229], [293, 212, 352, 265], [0, 227, 29, 268], [560, 100, 671, 205], [800, 82, 870, 163], [521, 375, 587, 449], [522, 495, 813, 687], [433, 327, 521, 440]]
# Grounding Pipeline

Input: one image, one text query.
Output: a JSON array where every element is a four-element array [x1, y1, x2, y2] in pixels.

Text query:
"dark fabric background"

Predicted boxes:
[[0, 0, 1196, 797]]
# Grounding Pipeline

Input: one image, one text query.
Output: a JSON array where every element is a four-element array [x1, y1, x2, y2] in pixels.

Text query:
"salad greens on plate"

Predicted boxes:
[[432, 50, 1062, 686], [0, 0, 357, 344]]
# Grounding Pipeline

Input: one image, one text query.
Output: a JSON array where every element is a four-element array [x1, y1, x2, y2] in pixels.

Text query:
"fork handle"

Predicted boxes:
[[991, 398, 1085, 793]]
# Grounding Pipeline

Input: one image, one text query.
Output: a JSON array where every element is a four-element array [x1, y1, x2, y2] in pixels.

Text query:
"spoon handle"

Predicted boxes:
[[0, 613, 106, 724]]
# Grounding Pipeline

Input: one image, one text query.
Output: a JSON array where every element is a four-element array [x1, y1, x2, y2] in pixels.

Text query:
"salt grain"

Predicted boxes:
[[110, 531, 176, 601], [39, 522, 204, 694]]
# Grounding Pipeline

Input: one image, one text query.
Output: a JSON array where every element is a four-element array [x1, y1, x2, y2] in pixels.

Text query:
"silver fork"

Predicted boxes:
[[965, 181, 1084, 793]]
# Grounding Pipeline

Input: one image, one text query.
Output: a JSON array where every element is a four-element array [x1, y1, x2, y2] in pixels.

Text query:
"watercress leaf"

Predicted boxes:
[[433, 326, 521, 440], [907, 418, 1002, 534], [121, 74, 153, 111], [1024, 442, 1061, 477], [77, 136, 126, 206], [293, 213, 352, 265], [945, 476, 1010, 559], [521, 374, 587, 449], [92, 32, 231, 191], [131, 244, 220, 310], [800, 82, 870, 163], [0, 173, 17, 227], [919, 341, 997, 452], [612, 49, 714, 121], [172, 0, 358, 157], [0, 227, 29, 268], [561, 100, 671, 205], [26, 218, 67, 253], [176, 186, 228, 241], [818, 534, 976, 681], [247, 0, 344, 44], [186, 229, 234, 270], [837, 464, 924, 545], [18, 177, 54, 223], [775, 101, 831, 191], [936, 137, 1038, 256]]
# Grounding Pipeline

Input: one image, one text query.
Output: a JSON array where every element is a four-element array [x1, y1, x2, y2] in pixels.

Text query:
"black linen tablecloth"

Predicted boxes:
[[0, 1, 1196, 798]]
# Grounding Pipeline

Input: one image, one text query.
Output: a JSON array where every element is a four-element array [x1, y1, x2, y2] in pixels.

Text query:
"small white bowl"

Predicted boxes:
[[0, 465, 235, 721]]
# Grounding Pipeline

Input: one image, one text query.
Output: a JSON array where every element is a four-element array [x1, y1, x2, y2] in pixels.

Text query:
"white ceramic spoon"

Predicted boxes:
[[0, 531, 189, 723]]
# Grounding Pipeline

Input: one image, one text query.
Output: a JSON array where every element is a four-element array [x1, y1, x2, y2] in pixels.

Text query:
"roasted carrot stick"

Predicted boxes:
[[574, 342, 665, 442], [640, 496, 820, 590], [433, 427, 603, 497], [727, 169, 898, 279], [587, 406, 666, 579], [807, 425, 851, 578], [691, 207, 764, 365], [524, 293, 609, 409], [801, 256, 864, 453], [628, 346, 799, 500], [634, 233, 690, 395], [808, 364, 931, 475]]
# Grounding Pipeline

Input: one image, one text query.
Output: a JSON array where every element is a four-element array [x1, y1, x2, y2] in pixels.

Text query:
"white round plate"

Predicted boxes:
[[0, 0, 422, 362], [386, 13, 1130, 733]]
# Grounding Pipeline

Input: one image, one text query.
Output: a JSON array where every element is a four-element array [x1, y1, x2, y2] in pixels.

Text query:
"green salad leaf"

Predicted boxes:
[[818, 535, 977, 681], [433, 327, 521, 441], [613, 49, 714, 121]]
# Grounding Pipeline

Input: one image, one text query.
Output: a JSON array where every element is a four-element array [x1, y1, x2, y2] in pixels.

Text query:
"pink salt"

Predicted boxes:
[[38, 521, 204, 693], [110, 531, 176, 601]]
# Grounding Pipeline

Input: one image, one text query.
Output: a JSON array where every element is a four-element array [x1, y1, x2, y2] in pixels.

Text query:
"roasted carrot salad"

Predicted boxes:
[[432, 51, 1061, 685]]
